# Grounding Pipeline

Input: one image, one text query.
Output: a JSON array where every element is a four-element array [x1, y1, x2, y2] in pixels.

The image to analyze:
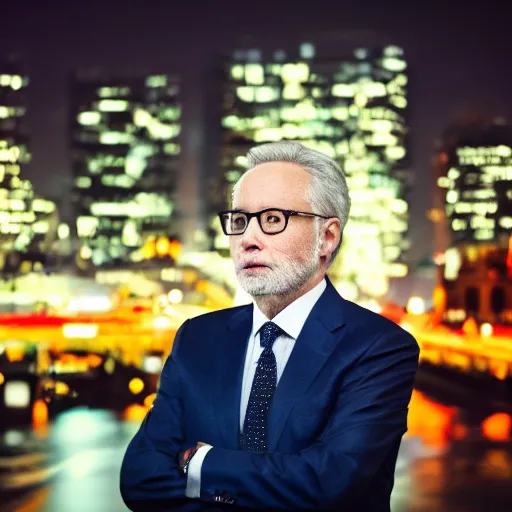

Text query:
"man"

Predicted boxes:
[[120, 141, 419, 511]]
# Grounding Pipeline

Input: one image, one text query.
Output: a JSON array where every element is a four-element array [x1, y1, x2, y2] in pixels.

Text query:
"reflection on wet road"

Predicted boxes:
[[1, 393, 511, 512]]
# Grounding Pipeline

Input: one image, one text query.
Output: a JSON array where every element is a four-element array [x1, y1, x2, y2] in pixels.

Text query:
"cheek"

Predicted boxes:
[[271, 231, 313, 261]]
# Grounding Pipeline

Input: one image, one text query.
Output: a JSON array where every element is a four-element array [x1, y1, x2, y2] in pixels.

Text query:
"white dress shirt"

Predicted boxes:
[[186, 279, 327, 498]]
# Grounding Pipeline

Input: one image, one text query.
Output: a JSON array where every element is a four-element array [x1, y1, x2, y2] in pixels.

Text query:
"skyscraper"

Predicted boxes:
[[214, 36, 410, 301], [70, 71, 181, 267], [434, 118, 512, 249], [0, 58, 57, 275]]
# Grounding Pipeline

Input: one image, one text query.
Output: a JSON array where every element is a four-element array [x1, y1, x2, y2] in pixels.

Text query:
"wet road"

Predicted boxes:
[[1, 397, 512, 512]]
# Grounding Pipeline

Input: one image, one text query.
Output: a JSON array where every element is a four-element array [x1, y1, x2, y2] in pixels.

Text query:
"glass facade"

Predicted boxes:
[[435, 120, 512, 247], [71, 72, 181, 267], [0, 60, 57, 273], [216, 43, 410, 300]]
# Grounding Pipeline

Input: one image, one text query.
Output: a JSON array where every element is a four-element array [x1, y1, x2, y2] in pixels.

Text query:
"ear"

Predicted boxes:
[[320, 218, 341, 262]]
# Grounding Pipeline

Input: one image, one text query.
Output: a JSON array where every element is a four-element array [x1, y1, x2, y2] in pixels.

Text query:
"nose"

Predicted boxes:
[[239, 216, 265, 252]]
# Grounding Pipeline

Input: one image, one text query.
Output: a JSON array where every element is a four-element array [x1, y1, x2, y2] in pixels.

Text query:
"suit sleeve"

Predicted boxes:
[[120, 320, 192, 511], [199, 331, 419, 510]]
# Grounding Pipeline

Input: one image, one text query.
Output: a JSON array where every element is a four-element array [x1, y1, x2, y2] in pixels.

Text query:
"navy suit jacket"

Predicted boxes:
[[120, 279, 419, 511]]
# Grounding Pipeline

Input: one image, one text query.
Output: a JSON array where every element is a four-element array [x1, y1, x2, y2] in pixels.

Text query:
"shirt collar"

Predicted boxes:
[[252, 278, 327, 339]]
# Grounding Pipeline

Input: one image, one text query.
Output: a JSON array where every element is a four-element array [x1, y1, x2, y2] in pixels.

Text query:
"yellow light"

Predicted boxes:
[[480, 323, 493, 337], [0, 372, 4, 386], [129, 378, 145, 395], [55, 382, 70, 395], [79, 246, 92, 260], [407, 297, 425, 315], [155, 237, 170, 257]]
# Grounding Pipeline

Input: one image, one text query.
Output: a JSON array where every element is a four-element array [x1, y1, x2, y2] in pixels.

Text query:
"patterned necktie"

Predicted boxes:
[[240, 321, 283, 452]]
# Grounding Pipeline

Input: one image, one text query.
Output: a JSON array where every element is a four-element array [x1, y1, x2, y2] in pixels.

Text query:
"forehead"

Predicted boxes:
[[234, 161, 312, 209]]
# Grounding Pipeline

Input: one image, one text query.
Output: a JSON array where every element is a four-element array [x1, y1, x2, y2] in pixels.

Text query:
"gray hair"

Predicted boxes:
[[235, 141, 351, 265]]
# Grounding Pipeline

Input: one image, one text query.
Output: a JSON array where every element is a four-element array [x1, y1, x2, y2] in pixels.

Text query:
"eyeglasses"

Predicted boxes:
[[218, 208, 332, 236]]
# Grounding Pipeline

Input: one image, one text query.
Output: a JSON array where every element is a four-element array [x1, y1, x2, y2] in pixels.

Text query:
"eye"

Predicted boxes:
[[231, 214, 247, 227]]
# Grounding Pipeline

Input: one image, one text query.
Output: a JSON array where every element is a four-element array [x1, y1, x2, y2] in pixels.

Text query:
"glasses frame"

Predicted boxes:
[[218, 207, 332, 236]]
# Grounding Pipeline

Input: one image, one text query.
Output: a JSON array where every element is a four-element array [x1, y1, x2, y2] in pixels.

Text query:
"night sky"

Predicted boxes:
[[1, 0, 511, 262]]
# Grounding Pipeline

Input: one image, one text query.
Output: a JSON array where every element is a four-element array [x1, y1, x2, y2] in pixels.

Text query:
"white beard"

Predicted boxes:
[[236, 232, 321, 297]]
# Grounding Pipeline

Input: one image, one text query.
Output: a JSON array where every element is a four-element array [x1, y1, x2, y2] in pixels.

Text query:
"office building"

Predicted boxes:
[[434, 118, 512, 248], [0, 59, 57, 274], [71, 71, 181, 267]]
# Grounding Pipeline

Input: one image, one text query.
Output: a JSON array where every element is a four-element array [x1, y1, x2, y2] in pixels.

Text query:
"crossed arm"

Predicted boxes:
[[120, 322, 419, 510]]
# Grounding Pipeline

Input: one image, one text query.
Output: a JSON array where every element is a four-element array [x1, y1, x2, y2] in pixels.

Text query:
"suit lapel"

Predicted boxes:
[[214, 305, 253, 449], [268, 280, 346, 451]]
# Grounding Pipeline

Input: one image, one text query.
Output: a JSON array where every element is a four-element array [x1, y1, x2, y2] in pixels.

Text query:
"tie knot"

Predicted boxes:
[[259, 322, 282, 350]]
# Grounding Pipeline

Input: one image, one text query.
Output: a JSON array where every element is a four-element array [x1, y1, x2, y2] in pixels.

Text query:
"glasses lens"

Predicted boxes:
[[261, 210, 286, 233], [226, 212, 248, 234]]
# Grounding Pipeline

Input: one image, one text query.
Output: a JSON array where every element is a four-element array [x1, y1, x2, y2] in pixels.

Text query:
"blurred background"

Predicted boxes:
[[0, 1, 511, 510]]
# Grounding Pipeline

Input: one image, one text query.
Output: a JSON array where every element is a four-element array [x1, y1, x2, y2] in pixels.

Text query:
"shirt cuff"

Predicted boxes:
[[185, 445, 213, 498]]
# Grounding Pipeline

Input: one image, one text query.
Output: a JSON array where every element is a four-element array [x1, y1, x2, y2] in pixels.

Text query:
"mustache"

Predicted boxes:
[[235, 259, 273, 272]]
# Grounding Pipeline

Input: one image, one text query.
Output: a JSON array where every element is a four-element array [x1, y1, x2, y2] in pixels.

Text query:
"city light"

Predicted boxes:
[[480, 323, 493, 337], [4, 381, 30, 408], [153, 316, 172, 329], [62, 323, 99, 339], [407, 297, 426, 315], [128, 378, 145, 395]]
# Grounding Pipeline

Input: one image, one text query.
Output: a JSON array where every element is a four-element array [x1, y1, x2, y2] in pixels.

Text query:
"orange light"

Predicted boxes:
[[86, 354, 103, 368], [144, 393, 156, 408], [482, 413, 511, 442], [32, 399, 48, 427], [122, 404, 148, 422], [169, 240, 182, 260]]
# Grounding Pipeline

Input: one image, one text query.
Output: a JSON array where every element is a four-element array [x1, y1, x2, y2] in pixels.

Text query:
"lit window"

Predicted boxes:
[[10, 75, 24, 91], [236, 86, 254, 102], [77, 111, 101, 126], [331, 84, 355, 97], [97, 99, 129, 112], [100, 132, 133, 145], [245, 64, 264, 85], [254, 128, 282, 143], [255, 87, 280, 103], [382, 58, 407, 72], [360, 82, 387, 98], [390, 95, 407, 108], [146, 75, 168, 88], [75, 176, 92, 188], [282, 83, 305, 100], [437, 176, 452, 188], [164, 143, 180, 155], [230, 65, 244, 80], [385, 146, 406, 160], [281, 63, 309, 83]]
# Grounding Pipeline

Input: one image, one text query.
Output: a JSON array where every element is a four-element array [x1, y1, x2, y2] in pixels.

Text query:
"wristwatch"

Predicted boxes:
[[179, 447, 199, 475]]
